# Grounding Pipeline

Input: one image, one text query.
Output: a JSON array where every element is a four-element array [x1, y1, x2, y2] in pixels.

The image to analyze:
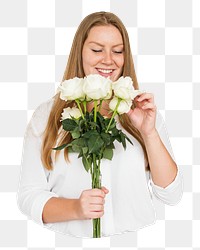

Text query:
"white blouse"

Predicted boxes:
[[17, 98, 183, 238]]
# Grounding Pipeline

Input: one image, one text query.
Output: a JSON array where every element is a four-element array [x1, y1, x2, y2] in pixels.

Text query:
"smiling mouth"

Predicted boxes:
[[96, 68, 114, 74]]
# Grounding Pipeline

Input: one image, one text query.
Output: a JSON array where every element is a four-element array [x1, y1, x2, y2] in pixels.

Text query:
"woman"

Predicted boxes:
[[17, 11, 183, 238]]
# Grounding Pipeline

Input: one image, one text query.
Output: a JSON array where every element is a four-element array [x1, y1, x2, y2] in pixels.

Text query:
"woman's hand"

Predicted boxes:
[[127, 93, 157, 137], [77, 186, 109, 220]]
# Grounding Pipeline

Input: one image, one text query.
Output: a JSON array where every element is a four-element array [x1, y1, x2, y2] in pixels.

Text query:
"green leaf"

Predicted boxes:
[[124, 133, 133, 145], [96, 112, 105, 128], [62, 119, 78, 131], [82, 155, 92, 172], [88, 135, 104, 154], [110, 127, 119, 136], [71, 144, 81, 153], [103, 148, 113, 160], [83, 130, 99, 138], [77, 151, 82, 158], [71, 138, 86, 153], [78, 119, 86, 132], [107, 142, 115, 149], [104, 118, 111, 127], [109, 121, 116, 130], [71, 138, 86, 146], [82, 147, 88, 154], [71, 129, 81, 139], [120, 131, 126, 149], [52, 143, 68, 150], [115, 136, 122, 143], [88, 121, 100, 130], [78, 147, 88, 158], [67, 146, 74, 153], [96, 111, 104, 121], [105, 118, 116, 131], [101, 132, 111, 145]]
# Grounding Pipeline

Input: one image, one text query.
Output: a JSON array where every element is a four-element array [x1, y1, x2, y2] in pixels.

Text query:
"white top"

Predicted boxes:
[[17, 98, 183, 238]]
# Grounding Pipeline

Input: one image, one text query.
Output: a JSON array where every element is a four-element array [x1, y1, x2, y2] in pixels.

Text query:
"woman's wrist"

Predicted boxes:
[[68, 199, 81, 220], [141, 129, 159, 142]]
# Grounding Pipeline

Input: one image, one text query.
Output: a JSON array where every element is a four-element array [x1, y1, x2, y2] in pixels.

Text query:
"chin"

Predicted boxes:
[[111, 75, 120, 81]]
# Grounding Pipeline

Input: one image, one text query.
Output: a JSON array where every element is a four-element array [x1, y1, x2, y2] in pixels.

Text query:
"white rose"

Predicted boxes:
[[58, 77, 85, 101], [109, 97, 132, 114], [61, 107, 82, 120], [83, 74, 112, 100], [112, 76, 136, 100]]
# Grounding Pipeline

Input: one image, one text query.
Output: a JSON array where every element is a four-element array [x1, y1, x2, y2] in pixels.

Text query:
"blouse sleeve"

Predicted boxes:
[[148, 111, 184, 205], [17, 100, 59, 225]]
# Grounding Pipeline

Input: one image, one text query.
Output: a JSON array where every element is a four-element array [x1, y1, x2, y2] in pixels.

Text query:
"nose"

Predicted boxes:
[[102, 51, 113, 64]]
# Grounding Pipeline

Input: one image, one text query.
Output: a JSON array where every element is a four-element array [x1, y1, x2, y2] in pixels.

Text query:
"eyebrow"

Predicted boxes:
[[88, 42, 124, 47]]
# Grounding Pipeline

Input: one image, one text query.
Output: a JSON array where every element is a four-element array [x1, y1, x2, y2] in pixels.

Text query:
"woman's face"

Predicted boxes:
[[82, 25, 124, 81]]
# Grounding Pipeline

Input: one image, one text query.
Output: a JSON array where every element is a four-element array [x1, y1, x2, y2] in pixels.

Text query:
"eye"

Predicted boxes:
[[91, 49, 102, 53], [113, 50, 123, 54]]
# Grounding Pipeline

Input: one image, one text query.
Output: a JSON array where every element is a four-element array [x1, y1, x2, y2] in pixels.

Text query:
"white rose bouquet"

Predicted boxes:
[[54, 74, 143, 238]]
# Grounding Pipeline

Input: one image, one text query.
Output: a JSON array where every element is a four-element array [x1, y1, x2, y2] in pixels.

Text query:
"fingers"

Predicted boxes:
[[136, 92, 154, 102], [89, 187, 109, 197], [134, 92, 156, 110], [101, 186, 109, 194], [89, 211, 104, 219], [89, 197, 105, 219], [78, 187, 109, 220], [90, 204, 104, 212], [90, 196, 105, 205], [142, 102, 157, 111]]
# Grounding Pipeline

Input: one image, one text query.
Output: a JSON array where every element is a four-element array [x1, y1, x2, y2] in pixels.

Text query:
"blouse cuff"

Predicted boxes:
[[31, 191, 59, 226], [150, 168, 183, 205]]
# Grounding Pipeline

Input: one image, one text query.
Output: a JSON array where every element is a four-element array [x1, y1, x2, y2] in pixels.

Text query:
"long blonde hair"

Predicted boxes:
[[41, 11, 149, 170]]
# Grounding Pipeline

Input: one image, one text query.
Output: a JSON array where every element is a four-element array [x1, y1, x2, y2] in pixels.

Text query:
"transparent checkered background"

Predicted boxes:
[[0, 0, 199, 249]]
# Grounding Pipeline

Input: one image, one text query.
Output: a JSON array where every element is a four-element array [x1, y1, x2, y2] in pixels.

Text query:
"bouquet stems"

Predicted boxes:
[[91, 101, 101, 238], [92, 154, 101, 238], [93, 217, 101, 238]]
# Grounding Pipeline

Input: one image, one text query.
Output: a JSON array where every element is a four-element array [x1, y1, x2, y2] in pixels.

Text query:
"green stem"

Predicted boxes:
[[92, 154, 96, 188], [105, 98, 121, 133], [75, 99, 84, 119], [97, 218, 101, 237], [97, 157, 101, 189], [94, 100, 98, 123], [83, 100, 87, 114], [98, 99, 103, 112], [93, 219, 96, 238], [92, 154, 101, 238]]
